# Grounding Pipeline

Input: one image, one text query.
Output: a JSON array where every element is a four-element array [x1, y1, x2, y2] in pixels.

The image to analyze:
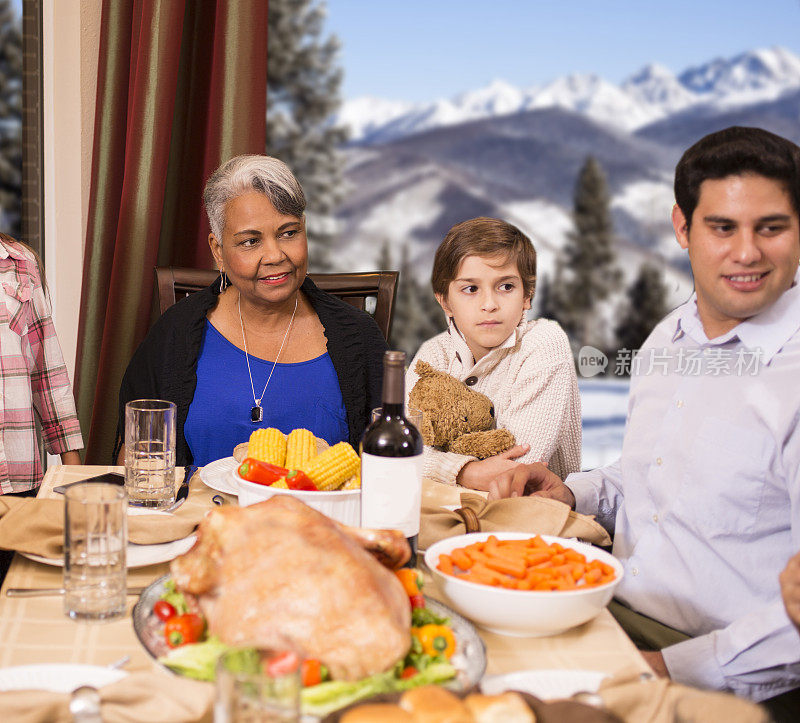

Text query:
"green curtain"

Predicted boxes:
[[75, 0, 268, 463]]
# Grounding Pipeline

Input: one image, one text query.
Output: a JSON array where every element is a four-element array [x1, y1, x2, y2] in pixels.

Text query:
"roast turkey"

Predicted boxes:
[[170, 496, 412, 680]]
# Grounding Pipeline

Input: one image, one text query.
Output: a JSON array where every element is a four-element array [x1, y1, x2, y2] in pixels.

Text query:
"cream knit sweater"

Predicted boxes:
[[405, 318, 582, 486]]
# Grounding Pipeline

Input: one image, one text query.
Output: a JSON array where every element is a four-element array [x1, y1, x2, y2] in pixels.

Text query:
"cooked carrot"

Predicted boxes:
[[440, 536, 616, 592], [437, 554, 455, 576], [571, 563, 586, 582], [524, 551, 551, 567], [451, 549, 473, 571], [585, 567, 602, 582], [485, 556, 526, 579]]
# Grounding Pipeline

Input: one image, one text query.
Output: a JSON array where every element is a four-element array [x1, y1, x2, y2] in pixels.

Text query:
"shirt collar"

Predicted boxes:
[[0, 239, 28, 261], [447, 317, 523, 369], [672, 268, 800, 364]]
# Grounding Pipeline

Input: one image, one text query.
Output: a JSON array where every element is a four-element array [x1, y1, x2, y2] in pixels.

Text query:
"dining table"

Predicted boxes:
[[0, 464, 652, 718]]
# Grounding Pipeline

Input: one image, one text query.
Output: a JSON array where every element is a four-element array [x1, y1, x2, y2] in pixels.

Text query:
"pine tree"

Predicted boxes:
[[556, 156, 621, 350], [267, 0, 347, 270], [376, 239, 392, 273], [536, 264, 572, 329], [388, 244, 445, 357], [0, 0, 21, 236], [615, 262, 670, 356]]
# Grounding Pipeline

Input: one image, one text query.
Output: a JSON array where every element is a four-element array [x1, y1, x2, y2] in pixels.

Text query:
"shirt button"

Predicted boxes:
[[656, 457, 663, 466], [632, 567, 639, 576], [676, 400, 684, 408], [652, 513, 658, 523], [465, 376, 478, 386]]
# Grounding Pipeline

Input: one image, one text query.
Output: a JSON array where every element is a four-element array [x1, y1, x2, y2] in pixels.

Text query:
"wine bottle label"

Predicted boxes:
[[360, 453, 423, 537]]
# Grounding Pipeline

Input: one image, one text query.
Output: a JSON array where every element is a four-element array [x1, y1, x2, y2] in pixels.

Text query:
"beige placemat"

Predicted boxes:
[[0, 468, 234, 558], [0, 670, 213, 723], [598, 666, 769, 723]]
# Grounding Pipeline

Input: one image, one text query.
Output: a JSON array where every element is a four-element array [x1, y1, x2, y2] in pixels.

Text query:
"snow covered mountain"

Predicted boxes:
[[338, 47, 800, 144]]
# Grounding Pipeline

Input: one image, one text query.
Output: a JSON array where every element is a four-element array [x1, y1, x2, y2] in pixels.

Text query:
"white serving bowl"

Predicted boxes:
[[424, 532, 623, 637], [232, 469, 361, 526]]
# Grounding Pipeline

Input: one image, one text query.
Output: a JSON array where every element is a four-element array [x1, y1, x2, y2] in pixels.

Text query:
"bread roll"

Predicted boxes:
[[464, 692, 535, 722], [341, 703, 414, 722], [399, 686, 473, 723]]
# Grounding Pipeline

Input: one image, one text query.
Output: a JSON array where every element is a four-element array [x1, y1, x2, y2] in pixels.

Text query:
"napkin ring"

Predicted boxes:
[[455, 506, 480, 533]]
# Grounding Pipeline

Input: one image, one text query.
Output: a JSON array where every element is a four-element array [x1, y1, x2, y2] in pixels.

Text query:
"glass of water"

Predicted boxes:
[[215, 647, 301, 722], [125, 399, 176, 509], [63, 482, 127, 621]]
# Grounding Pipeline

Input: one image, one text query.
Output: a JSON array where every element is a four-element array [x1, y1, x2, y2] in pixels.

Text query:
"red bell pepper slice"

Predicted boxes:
[[238, 458, 288, 486], [284, 469, 317, 491]]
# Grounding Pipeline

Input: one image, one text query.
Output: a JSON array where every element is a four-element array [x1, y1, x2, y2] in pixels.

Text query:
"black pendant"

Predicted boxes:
[[250, 405, 263, 423]]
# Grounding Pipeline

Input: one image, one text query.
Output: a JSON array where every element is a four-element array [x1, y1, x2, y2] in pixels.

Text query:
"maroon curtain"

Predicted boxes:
[[75, 0, 268, 463]]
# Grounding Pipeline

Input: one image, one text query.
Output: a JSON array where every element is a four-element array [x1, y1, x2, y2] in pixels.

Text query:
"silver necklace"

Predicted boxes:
[[238, 291, 298, 423]]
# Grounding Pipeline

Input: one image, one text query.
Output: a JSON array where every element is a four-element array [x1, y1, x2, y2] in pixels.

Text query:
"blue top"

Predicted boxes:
[[185, 321, 349, 466]]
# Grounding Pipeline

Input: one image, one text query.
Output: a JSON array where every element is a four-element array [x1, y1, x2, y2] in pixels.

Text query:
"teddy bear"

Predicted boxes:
[[408, 360, 516, 459]]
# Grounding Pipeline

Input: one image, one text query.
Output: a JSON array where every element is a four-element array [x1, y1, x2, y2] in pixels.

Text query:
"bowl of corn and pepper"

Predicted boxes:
[[233, 428, 362, 526]]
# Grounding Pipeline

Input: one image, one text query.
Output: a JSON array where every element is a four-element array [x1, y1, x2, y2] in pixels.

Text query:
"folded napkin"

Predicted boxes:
[[598, 666, 769, 723], [0, 671, 213, 723], [420, 492, 611, 551], [0, 470, 231, 559]]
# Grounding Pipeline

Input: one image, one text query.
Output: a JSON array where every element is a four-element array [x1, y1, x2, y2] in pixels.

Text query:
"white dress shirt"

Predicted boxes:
[[567, 270, 800, 702]]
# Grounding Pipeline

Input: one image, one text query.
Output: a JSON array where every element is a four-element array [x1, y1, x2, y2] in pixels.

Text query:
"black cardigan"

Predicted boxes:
[[116, 276, 388, 465]]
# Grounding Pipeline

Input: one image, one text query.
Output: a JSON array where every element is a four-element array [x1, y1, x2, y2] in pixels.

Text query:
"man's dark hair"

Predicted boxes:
[[674, 126, 800, 227]]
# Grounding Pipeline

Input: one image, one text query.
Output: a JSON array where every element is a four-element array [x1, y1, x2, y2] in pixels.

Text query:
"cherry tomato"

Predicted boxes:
[[301, 658, 323, 687], [266, 650, 301, 677], [164, 613, 205, 648], [410, 593, 426, 610], [153, 600, 177, 622], [400, 666, 418, 679]]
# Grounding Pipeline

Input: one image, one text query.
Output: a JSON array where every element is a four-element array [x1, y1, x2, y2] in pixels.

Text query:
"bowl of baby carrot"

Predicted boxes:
[[424, 532, 623, 637]]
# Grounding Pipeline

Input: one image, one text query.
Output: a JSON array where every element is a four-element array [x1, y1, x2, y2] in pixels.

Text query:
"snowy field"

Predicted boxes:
[[579, 377, 630, 471]]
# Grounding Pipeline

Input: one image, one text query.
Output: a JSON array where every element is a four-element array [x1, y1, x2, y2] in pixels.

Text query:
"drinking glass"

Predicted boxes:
[[63, 482, 127, 621], [215, 647, 301, 722], [371, 406, 424, 433], [125, 399, 176, 509]]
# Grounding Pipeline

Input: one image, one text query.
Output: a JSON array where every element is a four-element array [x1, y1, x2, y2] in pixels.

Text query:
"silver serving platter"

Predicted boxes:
[[132, 573, 487, 692]]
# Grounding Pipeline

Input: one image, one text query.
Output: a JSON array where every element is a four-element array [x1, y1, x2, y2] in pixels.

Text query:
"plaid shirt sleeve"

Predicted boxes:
[[0, 241, 83, 492]]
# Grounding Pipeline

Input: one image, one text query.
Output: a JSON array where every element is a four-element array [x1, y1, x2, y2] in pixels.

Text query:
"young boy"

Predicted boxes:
[[405, 217, 581, 490]]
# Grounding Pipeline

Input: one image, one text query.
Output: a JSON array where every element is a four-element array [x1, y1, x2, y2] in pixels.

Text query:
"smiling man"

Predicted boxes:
[[490, 127, 800, 718]]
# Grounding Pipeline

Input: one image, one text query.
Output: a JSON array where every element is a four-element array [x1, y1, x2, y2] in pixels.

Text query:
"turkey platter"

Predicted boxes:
[[170, 495, 412, 680]]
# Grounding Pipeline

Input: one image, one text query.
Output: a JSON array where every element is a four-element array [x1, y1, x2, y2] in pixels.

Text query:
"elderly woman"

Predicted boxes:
[[117, 155, 388, 466]]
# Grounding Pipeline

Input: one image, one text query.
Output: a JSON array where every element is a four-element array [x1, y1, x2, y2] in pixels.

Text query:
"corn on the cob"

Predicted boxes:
[[303, 442, 360, 491], [248, 428, 286, 467], [285, 428, 316, 470], [341, 473, 361, 490], [270, 477, 289, 489]]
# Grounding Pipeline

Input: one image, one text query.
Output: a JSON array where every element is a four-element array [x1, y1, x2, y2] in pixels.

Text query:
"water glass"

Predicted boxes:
[[125, 399, 176, 509], [215, 647, 301, 722], [63, 482, 127, 621], [371, 406, 424, 433]]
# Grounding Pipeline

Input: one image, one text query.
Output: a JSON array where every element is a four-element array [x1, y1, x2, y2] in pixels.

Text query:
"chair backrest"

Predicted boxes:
[[154, 266, 399, 341]]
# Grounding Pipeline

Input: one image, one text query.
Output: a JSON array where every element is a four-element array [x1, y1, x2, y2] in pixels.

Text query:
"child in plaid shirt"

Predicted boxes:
[[0, 235, 83, 493]]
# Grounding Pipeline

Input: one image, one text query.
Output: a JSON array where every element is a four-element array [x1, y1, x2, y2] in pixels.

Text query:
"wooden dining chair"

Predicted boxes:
[[154, 266, 400, 342]]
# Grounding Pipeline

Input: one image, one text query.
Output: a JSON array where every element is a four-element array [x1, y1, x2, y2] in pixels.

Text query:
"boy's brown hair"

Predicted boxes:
[[431, 217, 537, 298]]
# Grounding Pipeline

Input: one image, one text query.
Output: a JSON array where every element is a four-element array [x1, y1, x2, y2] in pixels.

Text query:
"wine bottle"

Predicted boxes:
[[360, 350, 424, 567]]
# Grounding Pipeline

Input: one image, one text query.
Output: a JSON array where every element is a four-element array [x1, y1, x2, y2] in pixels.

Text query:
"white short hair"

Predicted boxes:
[[203, 155, 306, 239]]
